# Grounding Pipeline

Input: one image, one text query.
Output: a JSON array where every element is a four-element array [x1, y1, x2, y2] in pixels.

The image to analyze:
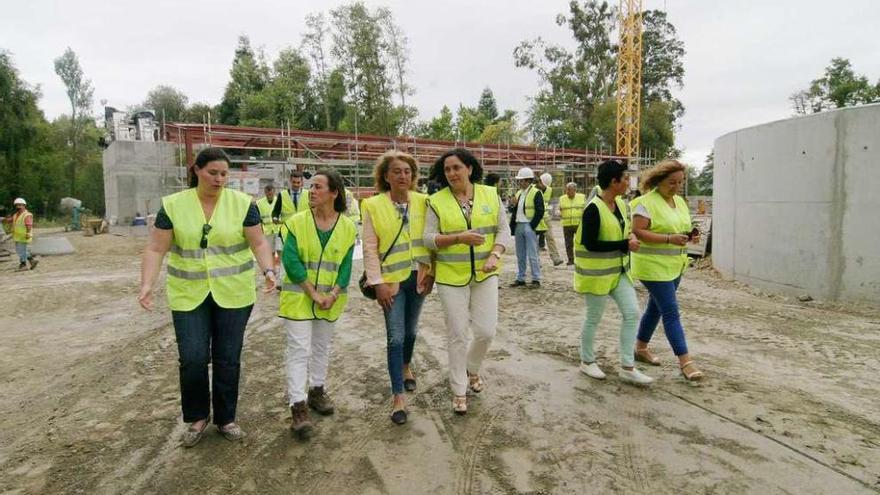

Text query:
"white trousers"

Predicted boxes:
[[437, 277, 499, 396], [284, 319, 335, 405]]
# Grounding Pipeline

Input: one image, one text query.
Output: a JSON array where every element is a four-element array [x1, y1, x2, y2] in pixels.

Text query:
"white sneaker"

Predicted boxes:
[[579, 362, 606, 380], [618, 368, 654, 386]]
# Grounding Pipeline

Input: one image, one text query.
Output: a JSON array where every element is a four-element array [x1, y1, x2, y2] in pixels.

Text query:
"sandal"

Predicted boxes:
[[452, 396, 467, 415], [680, 361, 704, 381], [634, 348, 661, 366], [219, 422, 245, 442], [390, 409, 408, 425], [467, 372, 483, 394], [181, 419, 209, 448]]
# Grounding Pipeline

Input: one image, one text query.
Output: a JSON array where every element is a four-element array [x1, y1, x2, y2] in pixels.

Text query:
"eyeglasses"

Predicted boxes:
[[200, 224, 212, 249]]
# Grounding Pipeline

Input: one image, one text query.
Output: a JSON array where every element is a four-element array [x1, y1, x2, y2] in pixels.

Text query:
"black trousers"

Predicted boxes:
[[171, 294, 253, 425]]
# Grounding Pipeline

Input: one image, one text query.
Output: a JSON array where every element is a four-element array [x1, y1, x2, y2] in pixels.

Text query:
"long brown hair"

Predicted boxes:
[[639, 159, 686, 194]]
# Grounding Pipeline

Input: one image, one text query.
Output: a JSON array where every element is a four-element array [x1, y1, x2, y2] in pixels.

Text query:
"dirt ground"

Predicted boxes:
[[1, 227, 878, 494]]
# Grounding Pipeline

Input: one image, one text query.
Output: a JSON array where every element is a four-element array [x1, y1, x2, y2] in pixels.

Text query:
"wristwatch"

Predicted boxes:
[[263, 268, 275, 276]]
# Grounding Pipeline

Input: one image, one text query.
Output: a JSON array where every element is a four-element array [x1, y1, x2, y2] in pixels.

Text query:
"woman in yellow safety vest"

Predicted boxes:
[[279, 169, 357, 440], [362, 150, 433, 425], [630, 159, 703, 381], [424, 148, 511, 415], [138, 147, 277, 447], [574, 160, 653, 386], [559, 182, 586, 266]]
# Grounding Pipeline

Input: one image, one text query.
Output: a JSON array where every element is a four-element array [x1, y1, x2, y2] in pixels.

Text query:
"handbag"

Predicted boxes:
[[359, 211, 407, 299]]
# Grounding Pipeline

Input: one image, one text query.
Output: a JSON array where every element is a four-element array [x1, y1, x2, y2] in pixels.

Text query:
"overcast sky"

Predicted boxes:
[[3, 0, 879, 168]]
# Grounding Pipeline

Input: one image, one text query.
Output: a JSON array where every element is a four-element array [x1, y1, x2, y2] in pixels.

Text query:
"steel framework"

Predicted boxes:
[[615, 0, 644, 160]]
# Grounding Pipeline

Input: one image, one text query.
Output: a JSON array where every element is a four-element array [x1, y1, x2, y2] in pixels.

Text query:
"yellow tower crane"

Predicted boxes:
[[615, 0, 644, 161]]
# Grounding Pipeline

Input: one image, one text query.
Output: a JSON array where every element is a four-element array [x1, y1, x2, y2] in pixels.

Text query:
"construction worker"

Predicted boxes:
[[138, 147, 277, 447], [6, 198, 38, 270], [559, 182, 586, 266], [256, 183, 280, 248], [424, 148, 510, 415], [272, 170, 310, 240], [280, 170, 357, 440], [574, 160, 653, 386], [361, 151, 433, 425], [535, 172, 564, 266], [508, 167, 544, 287], [630, 159, 703, 382]]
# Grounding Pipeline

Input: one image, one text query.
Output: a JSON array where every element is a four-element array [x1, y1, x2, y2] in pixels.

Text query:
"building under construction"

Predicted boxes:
[[103, 122, 656, 224]]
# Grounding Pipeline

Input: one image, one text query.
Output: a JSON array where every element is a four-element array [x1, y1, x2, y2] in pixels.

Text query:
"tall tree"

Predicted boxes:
[[790, 57, 879, 114], [143, 85, 188, 122], [415, 105, 455, 141], [641, 10, 686, 118], [477, 87, 499, 121], [302, 12, 334, 130], [268, 47, 319, 129], [217, 36, 270, 125], [378, 7, 415, 135], [54, 47, 94, 196], [0, 51, 45, 205]]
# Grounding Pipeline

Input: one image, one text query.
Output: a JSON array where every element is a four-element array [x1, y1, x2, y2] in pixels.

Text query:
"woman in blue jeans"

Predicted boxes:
[[630, 160, 703, 381], [362, 151, 434, 424]]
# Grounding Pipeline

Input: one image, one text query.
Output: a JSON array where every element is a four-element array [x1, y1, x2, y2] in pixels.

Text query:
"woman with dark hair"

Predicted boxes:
[[139, 147, 277, 447], [362, 150, 433, 425], [424, 148, 511, 414], [279, 169, 357, 439], [630, 159, 703, 381], [574, 160, 653, 385]]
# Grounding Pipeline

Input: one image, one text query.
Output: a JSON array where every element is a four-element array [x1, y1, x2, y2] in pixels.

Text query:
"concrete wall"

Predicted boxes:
[[713, 104, 880, 304], [103, 141, 181, 224]]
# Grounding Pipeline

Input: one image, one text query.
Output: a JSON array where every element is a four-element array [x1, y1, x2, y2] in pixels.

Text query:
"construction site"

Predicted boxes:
[[2, 1, 879, 494]]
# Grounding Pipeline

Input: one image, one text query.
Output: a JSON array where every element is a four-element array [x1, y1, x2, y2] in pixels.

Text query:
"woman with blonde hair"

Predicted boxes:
[[362, 150, 433, 425], [630, 159, 703, 381]]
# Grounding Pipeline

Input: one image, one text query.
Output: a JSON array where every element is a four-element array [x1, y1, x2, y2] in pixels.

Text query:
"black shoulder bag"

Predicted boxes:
[[358, 212, 407, 300]]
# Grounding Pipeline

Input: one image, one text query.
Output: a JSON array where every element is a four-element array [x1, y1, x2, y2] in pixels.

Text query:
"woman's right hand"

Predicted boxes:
[[457, 231, 485, 246], [137, 285, 154, 311], [669, 234, 689, 246], [628, 235, 641, 252], [375, 283, 397, 310]]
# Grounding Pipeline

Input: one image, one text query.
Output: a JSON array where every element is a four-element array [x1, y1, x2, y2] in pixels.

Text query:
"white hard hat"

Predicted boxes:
[[540, 173, 553, 187], [13, 197, 26, 206], [515, 167, 535, 180]]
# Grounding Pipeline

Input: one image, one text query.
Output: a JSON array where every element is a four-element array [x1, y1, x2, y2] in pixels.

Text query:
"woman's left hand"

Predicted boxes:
[[318, 292, 337, 310], [262, 271, 277, 294], [481, 253, 500, 273]]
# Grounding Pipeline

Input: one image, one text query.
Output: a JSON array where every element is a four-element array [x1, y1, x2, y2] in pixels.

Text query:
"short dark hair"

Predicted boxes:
[[312, 169, 347, 213], [264, 184, 275, 192], [189, 147, 231, 188], [597, 160, 627, 189], [483, 172, 501, 187], [429, 148, 483, 189], [290, 170, 303, 179]]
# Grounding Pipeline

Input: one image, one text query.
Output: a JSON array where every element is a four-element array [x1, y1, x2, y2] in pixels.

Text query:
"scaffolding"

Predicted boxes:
[[163, 122, 656, 198]]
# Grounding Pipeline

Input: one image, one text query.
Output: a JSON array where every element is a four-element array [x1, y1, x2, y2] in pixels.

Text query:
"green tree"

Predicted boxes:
[[217, 36, 270, 125], [477, 87, 499, 121], [415, 105, 455, 141], [143, 85, 188, 122], [268, 47, 319, 129], [378, 7, 415, 135], [790, 57, 880, 114], [54, 47, 94, 196], [641, 10, 686, 118], [180, 102, 215, 123], [302, 12, 334, 130]]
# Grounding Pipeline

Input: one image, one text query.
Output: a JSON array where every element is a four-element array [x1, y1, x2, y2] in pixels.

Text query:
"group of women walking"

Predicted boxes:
[[138, 146, 700, 447]]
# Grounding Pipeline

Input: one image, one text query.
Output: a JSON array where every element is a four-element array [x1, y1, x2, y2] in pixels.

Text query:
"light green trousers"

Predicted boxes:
[[580, 276, 639, 368]]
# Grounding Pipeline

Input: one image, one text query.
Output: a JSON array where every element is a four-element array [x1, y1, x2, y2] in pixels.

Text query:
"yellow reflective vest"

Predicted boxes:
[[573, 196, 632, 295], [255, 196, 280, 235], [429, 185, 500, 287], [362, 192, 430, 283], [162, 188, 256, 311], [559, 193, 587, 228], [279, 210, 357, 322], [513, 185, 541, 226], [630, 189, 691, 282], [279, 188, 310, 241], [12, 211, 33, 244]]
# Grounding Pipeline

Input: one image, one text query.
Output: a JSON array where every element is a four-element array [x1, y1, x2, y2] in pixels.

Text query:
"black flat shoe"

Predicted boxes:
[[390, 409, 407, 425], [403, 378, 417, 392]]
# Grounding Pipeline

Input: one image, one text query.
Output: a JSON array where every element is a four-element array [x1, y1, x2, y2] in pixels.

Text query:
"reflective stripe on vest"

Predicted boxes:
[[12, 211, 32, 244], [362, 192, 428, 283], [573, 196, 632, 295], [538, 185, 552, 231], [279, 210, 357, 322], [163, 188, 256, 311], [630, 189, 691, 282], [429, 185, 500, 287], [559, 193, 586, 227], [279, 189, 310, 242], [256, 197, 279, 235]]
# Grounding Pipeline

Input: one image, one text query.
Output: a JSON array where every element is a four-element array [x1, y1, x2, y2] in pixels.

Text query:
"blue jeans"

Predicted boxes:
[[514, 222, 541, 282], [15, 242, 31, 264], [171, 293, 253, 425], [636, 277, 688, 356], [383, 271, 426, 395]]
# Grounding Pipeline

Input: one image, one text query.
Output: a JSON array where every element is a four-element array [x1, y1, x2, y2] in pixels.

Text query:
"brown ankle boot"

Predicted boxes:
[[307, 386, 335, 415], [290, 401, 313, 439]]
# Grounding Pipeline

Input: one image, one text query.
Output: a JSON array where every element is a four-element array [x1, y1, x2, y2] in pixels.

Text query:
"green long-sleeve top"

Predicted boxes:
[[282, 228, 354, 289]]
